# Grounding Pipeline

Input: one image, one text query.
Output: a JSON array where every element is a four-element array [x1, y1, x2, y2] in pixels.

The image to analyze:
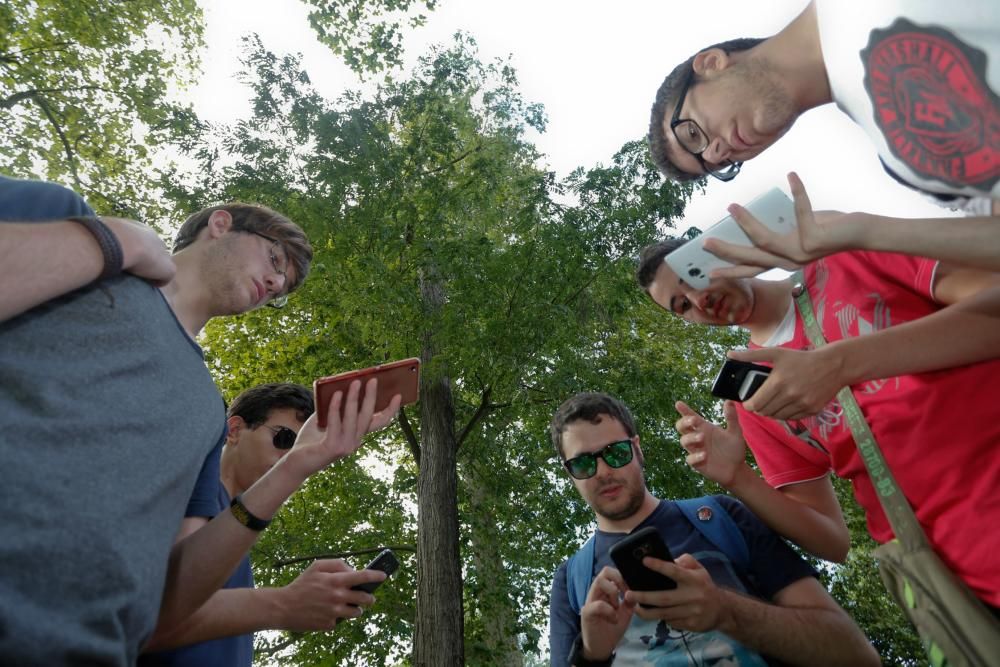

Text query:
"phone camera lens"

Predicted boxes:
[[688, 267, 702, 278]]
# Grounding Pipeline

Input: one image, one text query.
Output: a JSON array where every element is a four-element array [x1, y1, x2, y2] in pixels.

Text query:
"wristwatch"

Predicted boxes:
[[229, 494, 271, 531], [567, 633, 615, 667]]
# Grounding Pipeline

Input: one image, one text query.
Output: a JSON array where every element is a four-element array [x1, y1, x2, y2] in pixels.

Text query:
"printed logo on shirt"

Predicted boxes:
[[861, 18, 1000, 192]]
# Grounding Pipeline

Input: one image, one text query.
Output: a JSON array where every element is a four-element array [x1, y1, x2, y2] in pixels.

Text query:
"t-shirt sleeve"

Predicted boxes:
[[549, 561, 578, 667], [184, 432, 225, 519], [735, 404, 830, 488], [0, 175, 95, 221], [715, 495, 818, 599]]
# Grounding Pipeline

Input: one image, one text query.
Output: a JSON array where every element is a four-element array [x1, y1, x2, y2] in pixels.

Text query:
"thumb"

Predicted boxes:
[[675, 400, 697, 417], [722, 401, 743, 435], [674, 553, 703, 572]]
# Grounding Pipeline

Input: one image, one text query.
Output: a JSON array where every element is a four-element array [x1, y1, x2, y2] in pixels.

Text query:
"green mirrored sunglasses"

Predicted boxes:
[[563, 440, 634, 480]]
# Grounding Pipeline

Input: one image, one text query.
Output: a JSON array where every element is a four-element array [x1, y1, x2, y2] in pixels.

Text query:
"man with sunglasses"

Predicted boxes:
[[0, 176, 401, 666], [548, 392, 877, 667], [648, 2, 998, 214], [142, 383, 385, 666]]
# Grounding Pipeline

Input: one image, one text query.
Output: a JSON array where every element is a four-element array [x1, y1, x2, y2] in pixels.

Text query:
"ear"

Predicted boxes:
[[632, 435, 645, 468], [692, 48, 730, 78], [206, 209, 234, 240], [225, 415, 246, 448]]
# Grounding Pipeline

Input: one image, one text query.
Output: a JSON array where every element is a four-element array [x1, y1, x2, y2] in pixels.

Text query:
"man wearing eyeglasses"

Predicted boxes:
[[141, 383, 385, 666], [547, 392, 878, 667], [648, 2, 998, 212], [0, 176, 401, 666]]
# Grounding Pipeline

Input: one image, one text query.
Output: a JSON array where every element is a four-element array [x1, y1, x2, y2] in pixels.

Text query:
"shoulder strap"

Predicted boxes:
[[791, 271, 928, 551], [566, 534, 596, 615], [675, 496, 750, 572]]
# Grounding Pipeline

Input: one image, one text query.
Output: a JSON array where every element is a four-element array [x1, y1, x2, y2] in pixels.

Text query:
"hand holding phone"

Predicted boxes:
[[665, 187, 796, 289], [350, 549, 399, 594], [608, 527, 676, 599], [711, 358, 771, 402], [314, 358, 420, 428]]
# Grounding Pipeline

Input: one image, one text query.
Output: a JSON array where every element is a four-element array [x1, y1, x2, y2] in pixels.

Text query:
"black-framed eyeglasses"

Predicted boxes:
[[563, 440, 634, 480], [260, 424, 297, 450], [249, 231, 290, 308], [670, 70, 742, 182]]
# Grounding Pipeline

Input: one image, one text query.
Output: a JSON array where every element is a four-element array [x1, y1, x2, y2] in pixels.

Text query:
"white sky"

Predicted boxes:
[[192, 0, 958, 233]]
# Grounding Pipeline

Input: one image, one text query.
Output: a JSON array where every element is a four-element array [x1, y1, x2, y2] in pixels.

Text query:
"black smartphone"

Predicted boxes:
[[711, 358, 771, 402], [608, 526, 676, 595], [351, 548, 399, 594]]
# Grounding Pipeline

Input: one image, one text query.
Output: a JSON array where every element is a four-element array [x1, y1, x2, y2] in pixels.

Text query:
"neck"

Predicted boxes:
[[159, 252, 212, 338], [744, 278, 794, 345], [596, 491, 660, 533], [751, 1, 831, 112], [219, 451, 243, 498]]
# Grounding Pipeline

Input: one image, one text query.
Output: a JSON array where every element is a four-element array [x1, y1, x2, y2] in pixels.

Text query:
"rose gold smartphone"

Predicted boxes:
[[314, 358, 420, 427]]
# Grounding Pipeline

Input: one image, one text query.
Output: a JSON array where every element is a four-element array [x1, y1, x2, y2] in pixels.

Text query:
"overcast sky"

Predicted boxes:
[[193, 0, 959, 233]]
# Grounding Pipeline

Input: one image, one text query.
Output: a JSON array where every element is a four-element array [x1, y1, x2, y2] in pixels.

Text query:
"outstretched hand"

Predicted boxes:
[[704, 172, 859, 279], [674, 401, 747, 488], [290, 378, 402, 477]]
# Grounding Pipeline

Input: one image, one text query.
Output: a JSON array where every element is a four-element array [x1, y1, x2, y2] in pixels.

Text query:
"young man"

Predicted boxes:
[[141, 383, 384, 665], [548, 392, 878, 667], [635, 234, 1000, 611], [648, 1, 999, 208], [0, 176, 398, 666]]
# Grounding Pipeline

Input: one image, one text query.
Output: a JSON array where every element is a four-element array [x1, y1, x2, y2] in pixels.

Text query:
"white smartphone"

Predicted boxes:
[[665, 188, 796, 289]]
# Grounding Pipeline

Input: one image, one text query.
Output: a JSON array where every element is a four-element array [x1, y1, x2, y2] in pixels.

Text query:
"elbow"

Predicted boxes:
[[822, 524, 851, 564]]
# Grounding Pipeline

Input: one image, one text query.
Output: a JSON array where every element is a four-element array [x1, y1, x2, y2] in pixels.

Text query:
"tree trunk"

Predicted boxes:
[[413, 274, 465, 666]]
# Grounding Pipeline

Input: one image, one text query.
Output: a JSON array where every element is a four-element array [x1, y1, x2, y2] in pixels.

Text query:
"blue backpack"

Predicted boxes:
[[566, 496, 749, 614]]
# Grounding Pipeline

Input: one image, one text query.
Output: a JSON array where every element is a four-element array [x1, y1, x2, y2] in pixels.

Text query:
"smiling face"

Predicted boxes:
[[561, 415, 649, 530], [663, 50, 799, 177], [647, 260, 755, 327]]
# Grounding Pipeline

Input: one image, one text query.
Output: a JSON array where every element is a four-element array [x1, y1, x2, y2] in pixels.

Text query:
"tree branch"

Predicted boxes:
[[273, 544, 417, 569], [398, 406, 420, 466], [33, 94, 82, 192], [455, 385, 492, 452]]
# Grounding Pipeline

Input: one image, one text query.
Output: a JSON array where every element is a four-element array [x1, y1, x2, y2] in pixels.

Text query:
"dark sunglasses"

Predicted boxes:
[[563, 440, 634, 480], [261, 424, 297, 450]]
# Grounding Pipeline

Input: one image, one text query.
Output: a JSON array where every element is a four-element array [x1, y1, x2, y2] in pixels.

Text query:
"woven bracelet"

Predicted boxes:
[[67, 216, 124, 281]]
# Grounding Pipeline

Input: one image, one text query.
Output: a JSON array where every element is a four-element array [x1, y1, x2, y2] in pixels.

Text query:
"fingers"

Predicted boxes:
[[368, 393, 402, 433], [726, 348, 774, 363], [310, 558, 352, 574], [721, 400, 742, 435]]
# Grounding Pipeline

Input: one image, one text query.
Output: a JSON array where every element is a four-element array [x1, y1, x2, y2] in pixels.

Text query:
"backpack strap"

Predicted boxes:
[[675, 496, 749, 572], [566, 534, 596, 615]]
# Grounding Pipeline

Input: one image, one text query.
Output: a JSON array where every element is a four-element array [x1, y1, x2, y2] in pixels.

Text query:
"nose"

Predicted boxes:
[[703, 136, 732, 164], [263, 271, 286, 296], [682, 285, 713, 312]]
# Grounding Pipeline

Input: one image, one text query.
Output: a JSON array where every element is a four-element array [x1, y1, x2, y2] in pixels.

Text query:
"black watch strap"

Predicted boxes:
[[66, 216, 124, 281], [567, 633, 615, 667], [229, 494, 271, 531]]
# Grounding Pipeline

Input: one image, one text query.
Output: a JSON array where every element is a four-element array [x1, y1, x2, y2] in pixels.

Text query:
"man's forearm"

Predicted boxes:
[[157, 456, 308, 633], [853, 213, 1000, 271], [717, 588, 878, 666], [831, 283, 1000, 385], [0, 222, 106, 322], [144, 587, 285, 651], [727, 468, 848, 562]]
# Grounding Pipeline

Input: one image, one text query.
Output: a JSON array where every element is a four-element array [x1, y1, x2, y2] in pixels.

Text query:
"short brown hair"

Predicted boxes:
[[550, 392, 637, 460], [635, 238, 686, 292], [648, 37, 765, 183], [173, 203, 313, 293], [227, 383, 315, 427]]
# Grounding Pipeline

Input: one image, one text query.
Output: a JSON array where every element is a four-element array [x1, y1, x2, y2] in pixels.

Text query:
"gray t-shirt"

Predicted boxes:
[[0, 178, 226, 665]]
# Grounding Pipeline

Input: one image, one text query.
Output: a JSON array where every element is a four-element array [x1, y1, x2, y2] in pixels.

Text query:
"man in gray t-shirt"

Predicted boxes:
[[0, 176, 392, 666]]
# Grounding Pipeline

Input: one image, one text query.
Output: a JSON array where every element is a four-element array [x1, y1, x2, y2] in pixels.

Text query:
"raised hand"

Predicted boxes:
[[276, 558, 387, 631], [729, 347, 845, 421], [704, 172, 860, 279], [674, 400, 747, 488]]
